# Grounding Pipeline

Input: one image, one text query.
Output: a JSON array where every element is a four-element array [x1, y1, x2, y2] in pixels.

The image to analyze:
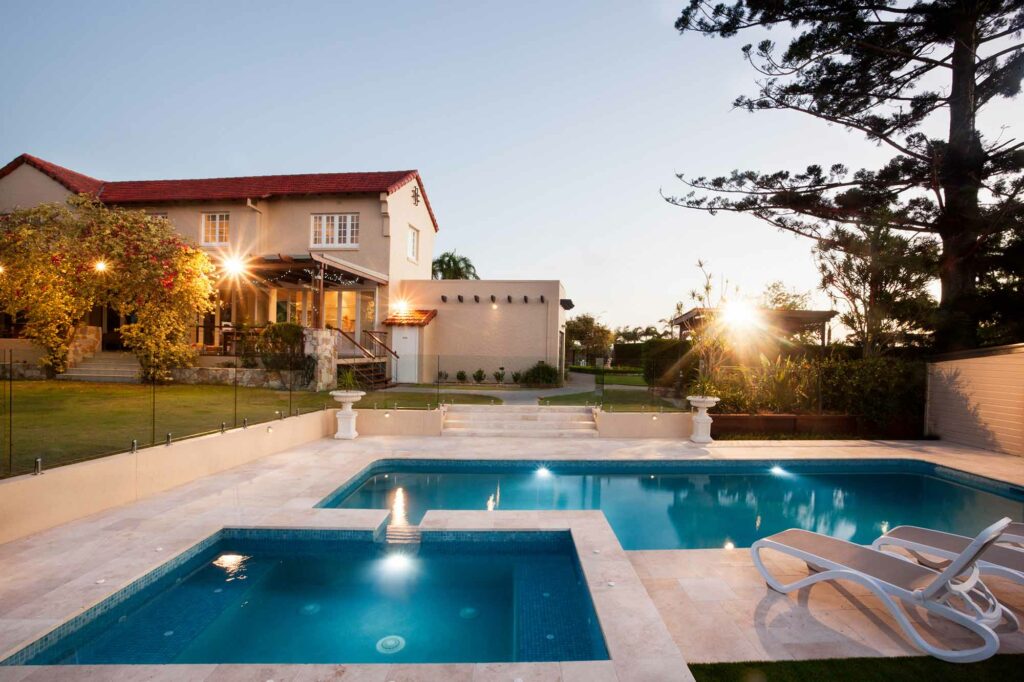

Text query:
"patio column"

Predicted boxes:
[[267, 288, 278, 325]]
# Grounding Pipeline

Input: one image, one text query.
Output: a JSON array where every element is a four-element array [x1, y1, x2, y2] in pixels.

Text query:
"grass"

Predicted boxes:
[[541, 388, 682, 411], [689, 655, 1023, 681], [596, 373, 648, 387], [0, 381, 494, 477]]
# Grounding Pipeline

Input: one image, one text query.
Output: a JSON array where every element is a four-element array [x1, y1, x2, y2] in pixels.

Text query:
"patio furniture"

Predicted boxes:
[[751, 517, 1019, 663], [872, 523, 1024, 586]]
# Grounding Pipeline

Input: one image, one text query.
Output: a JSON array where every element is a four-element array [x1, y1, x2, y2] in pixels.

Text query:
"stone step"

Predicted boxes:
[[63, 367, 140, 376], [443, 418, 597, 430], [443, 411, 595, 423], [441, 427, 598, 438]]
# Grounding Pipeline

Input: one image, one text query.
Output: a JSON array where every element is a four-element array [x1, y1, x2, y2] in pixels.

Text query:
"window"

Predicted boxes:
[[310, 213, 359, 248], [202, 213, 230, 244], [407, 225, 420, 261]]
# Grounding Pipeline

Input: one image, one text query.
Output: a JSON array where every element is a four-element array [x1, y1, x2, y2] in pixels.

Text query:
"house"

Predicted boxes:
[[0, 153, 572, 386]]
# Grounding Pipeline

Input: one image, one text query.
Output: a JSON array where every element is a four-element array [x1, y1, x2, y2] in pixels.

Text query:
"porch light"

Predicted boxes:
[[222, 256, 246, 277], [93, 260, 108, 273], [393, 299, 409, 315]]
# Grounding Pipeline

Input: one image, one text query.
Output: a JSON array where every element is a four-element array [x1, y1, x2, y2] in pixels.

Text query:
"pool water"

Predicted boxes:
[[12, 531, 607, 665], [324, 460, 1024, 550]]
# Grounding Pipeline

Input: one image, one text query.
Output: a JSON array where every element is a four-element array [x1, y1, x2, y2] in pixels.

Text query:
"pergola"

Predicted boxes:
[[670, 307, 837, 347]]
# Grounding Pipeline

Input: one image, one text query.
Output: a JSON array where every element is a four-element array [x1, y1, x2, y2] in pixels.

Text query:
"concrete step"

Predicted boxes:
[[56, 373, 141, 383], [443, 411, 596, 423], [443, 418, 597, 430], [75, 360, 141, 368], [63, 367, 139, 377], [445, 404, 592, 414], [442, 427, 598, 438]]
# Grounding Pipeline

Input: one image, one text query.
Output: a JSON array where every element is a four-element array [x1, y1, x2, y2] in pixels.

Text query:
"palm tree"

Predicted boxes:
[[432, 251, 480, 280]]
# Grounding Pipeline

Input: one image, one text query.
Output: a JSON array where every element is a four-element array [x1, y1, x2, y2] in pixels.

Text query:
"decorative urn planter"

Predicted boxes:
[[329, 390, 366, 439], [686, 395, 721, 444]]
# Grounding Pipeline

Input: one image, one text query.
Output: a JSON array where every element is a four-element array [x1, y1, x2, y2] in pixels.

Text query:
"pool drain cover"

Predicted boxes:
[[376, 635, 406, 654]]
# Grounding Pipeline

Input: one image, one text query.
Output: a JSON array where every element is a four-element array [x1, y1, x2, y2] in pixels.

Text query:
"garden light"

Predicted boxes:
[[0, 264, 5, 274], [93, 260, 108, 273]]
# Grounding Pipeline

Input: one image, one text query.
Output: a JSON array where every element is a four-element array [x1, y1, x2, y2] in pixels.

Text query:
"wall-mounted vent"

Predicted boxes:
[[441, 295, 448, 303], [457, 295, 464, 303]]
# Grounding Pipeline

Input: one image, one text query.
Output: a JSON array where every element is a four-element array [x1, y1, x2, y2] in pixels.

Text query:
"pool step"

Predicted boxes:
[[442, 405, 597, 438], [385, 525, 422, 544]]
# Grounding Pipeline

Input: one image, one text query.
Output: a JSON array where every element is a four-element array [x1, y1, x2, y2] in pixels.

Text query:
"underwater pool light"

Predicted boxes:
[[770, 465, 788, 477], [536, 466, 552, 478]]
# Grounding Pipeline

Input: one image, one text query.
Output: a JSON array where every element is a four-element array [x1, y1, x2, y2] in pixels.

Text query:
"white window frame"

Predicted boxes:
[[202, 212, 230, 245], [310, 213, 359, 249], [407, 225, 420, 262]]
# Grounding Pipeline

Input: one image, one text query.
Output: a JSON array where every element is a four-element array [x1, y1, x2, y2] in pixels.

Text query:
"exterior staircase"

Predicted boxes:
[[442, 404, 598, 438], [57, 351, 141, 383]]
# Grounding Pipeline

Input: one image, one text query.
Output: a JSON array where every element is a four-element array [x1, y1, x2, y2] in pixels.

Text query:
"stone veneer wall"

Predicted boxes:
[[170, 366, 304, 390], [304, 328, 338, 392], [67, 325, 102, 368]]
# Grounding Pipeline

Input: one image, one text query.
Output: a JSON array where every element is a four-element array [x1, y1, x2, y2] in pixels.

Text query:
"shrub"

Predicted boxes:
[[493, 368, 506, 383], [456, 370, 467, 383], [612, 342, 644, 368], [259, 323, 304, 371], [570, 365, 643, 376], [437, 370, 449, 382], [473, 368, 486, 383], [511, 370, 522, 383], [337, 369, 361, 391], [642, 338, 693, 388], [519, 361, 561, 386]]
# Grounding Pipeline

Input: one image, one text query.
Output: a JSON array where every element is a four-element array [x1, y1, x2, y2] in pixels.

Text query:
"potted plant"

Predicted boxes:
[[686, 373, 721, 444], [329, 370, 366, 439]]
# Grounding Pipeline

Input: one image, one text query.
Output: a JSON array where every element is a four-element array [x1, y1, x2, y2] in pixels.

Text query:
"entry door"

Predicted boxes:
[[391, 327, 419, 383]]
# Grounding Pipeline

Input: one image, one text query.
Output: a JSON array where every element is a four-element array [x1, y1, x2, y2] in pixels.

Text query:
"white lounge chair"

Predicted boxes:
[[872, 523, 1024, 585], [751, 517, 1020, 663], [1002, 522, 1024, 546]]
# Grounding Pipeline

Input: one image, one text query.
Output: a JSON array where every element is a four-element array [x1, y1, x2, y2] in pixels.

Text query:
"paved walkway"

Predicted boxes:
[[1, 437, 1022, 680], [382, 371, 598, 404]]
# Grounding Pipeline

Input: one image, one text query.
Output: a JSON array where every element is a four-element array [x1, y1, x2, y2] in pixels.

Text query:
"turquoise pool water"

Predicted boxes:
[[323, 460, 1024, 550], [8, 530, 607, 665]]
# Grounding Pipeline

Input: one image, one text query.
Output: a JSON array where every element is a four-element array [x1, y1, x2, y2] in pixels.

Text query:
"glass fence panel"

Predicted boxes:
[[3, 354, 153, 477]]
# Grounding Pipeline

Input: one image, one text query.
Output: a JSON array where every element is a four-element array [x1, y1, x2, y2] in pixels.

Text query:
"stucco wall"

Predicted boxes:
[[0, 164, 73, 212], [926, 344, 1024, 456], [354, 408, 443, 436], [0, 410, 337, 545], [595, 411, 693, 439], [395, 279, 567, 380]]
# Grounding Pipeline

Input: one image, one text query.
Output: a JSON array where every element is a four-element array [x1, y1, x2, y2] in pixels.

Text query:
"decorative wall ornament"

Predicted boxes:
[[411, 185, 421, 206]]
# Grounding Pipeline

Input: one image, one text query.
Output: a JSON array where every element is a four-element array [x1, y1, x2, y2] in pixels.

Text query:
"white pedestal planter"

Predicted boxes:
[[686, 395, 720, 444], [330, 390, 366, 439]]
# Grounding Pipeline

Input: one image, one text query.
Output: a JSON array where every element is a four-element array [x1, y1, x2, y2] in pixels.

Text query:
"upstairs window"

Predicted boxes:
[[202, 212, 230, 245], [407, 225, 420, 261], [311, 213, 359, 248]]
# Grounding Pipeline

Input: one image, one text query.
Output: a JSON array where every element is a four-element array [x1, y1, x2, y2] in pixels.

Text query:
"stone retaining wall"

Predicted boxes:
[[170, 366, 305, 390]]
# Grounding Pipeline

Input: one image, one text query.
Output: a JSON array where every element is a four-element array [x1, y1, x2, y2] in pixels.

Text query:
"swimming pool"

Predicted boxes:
[[4, 529, 607, 665], [320, 459, 1024, 550]]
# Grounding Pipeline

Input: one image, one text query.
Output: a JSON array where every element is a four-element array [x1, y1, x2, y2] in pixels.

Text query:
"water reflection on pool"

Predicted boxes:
[[325, 461, 1024, 550]]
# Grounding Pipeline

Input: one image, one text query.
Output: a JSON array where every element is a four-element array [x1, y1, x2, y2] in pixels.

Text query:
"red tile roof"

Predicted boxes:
[[0, 153, 104, 195], [383, 309, 437, 326], [0, 154, 439, 231]]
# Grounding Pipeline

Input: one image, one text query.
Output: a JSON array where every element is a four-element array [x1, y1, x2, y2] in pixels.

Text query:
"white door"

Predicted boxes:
[[391, 327, 419, 383]]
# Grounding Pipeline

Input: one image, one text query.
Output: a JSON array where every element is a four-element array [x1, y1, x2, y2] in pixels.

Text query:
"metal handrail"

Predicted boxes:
[[336, 329, 375, 359], [363, 330, 400, 359]]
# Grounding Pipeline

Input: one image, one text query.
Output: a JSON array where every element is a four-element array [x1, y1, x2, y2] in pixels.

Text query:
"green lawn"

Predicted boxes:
[[0, 381, 493, 477], [541, 388, 682, 411], [596, 373, 648, 387], [690, 655, 1023, 681]]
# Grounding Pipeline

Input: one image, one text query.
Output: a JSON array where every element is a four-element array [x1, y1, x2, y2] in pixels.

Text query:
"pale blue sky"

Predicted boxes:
[[2, 0, 912, 327]]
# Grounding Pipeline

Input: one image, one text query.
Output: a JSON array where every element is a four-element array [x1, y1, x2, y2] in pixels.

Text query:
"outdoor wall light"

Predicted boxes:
[[393, 299, 410, 315], [492, 303, 498, 310], [222, 256, 246, 277]]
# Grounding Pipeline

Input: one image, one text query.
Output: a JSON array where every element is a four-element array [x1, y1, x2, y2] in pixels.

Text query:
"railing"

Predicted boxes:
[[336, 329, 375, 359], [363, 330, 399, 359]]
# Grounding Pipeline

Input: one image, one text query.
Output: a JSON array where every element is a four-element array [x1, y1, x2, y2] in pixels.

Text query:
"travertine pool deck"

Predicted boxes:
[[0, 436, 1022, 680]]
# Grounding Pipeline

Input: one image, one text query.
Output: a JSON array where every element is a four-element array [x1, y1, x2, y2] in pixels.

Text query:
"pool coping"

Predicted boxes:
[[1, 436, 1023, 680]]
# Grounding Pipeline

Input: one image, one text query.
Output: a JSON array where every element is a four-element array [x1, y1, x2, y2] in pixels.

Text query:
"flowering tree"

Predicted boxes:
[[0, 196, 215, 378]]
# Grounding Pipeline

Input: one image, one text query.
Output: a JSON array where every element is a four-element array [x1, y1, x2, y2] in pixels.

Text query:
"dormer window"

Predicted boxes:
[[202, 212, 230, 245], [311, 213, 359, 248]]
